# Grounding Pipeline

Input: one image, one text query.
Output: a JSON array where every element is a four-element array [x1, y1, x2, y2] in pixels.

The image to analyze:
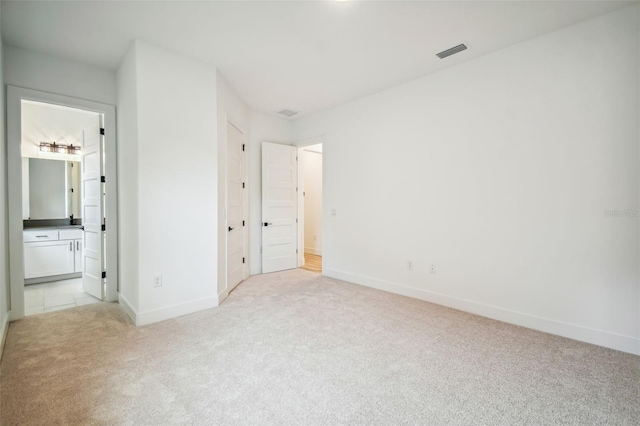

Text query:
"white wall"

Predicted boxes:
[[303, 148, 322, 255], [116, 44, 139, 313], [117, 41, 219, 325], [293, 6, 640, 355], [4, 45, 116, 105], [216, 73, 249, 297], [248, 110, 295, 275], [0, 4, 10, 356]]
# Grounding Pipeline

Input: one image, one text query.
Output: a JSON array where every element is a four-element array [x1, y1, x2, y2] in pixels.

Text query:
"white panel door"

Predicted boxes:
[[81, 121, 104, 299], [227, 122, 245, 291], [262, 142, 298, 273]]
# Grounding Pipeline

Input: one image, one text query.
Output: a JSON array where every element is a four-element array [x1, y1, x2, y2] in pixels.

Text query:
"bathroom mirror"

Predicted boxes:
[[22, 158, 81, 220]]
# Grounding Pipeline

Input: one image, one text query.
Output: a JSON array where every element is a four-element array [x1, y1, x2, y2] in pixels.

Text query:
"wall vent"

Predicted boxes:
[[278, 109, 299, 117], [436, 44, 468, 59]]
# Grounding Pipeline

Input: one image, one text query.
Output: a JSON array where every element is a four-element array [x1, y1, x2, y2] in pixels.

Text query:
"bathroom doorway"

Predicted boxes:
[[20, 100, 102, 315], [7, 86, 118, 320]]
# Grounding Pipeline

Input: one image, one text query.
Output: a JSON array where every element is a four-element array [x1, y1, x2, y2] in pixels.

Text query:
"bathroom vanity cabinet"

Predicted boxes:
[[23, 228, 82, 280]]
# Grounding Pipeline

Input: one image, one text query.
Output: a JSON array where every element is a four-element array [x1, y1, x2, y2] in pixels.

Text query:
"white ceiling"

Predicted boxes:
[[2, 1, 635, 118]]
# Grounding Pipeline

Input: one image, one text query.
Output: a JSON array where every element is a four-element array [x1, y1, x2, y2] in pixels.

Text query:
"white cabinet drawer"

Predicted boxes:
[[59, 229, 82, 240], [23, 229, 59, 242]]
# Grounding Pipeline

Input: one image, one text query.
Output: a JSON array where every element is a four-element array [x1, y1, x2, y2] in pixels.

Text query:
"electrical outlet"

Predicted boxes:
[[407, 261, 414, 270], [153, 275, 163, 288], [429, 264, 436, 274]]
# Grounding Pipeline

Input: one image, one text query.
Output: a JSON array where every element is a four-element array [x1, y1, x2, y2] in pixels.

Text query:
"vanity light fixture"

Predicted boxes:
[[39, 142, 53, 153], [39, 141, 81, 155], [69, 144, 81, 155]]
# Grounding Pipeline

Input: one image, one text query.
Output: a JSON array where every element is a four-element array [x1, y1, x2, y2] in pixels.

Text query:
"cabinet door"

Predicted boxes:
[[24, 240, 75, 279], [74, 239, 83, 273]]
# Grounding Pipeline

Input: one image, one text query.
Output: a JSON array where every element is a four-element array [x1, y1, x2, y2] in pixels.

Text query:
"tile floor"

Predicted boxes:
[[24, 278, 102, 316]]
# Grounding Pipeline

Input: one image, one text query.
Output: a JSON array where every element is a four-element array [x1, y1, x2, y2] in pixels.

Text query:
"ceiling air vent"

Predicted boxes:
[[436, 43, 468, 59], [278, 109, 299, 117]]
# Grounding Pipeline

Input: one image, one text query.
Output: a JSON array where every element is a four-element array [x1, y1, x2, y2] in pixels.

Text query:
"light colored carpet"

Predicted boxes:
[[1, 269, 639, 425]]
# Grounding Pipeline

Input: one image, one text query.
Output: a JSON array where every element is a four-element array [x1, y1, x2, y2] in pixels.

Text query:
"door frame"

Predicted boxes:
[[224, 116, 249, 294], [6, 86, 118, 320]]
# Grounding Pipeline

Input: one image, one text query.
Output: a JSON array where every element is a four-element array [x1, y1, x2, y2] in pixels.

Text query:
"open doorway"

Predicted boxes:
[[300, 144, 323, 273], [20, 100, 103, 315], [7, 86, 118, 321]]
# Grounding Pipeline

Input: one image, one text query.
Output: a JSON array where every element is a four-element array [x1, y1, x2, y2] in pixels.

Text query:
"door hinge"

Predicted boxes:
[[296, 187, 298, 192], [296, 218, 298, 223], [242, 220, 245, 226], [100, 128, 105, 136], [242, 257, 245, 264], [296, 249, 298, 254], [101, 224, 106, 231], [70, 188, 74, 193], [242, 182, 245, 189], [102, 271, 107, 279], [101, 176, 106, 183], [242, 144, 245, 151]]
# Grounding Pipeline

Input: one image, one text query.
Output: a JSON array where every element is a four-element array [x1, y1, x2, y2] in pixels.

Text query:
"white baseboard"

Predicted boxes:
[[135, 295, 219, 326], [304, 247, 322, 256], [0, 310, 10, 361], [118, 293, 138, 325], [324, 268, 640, 356], [218, 289, 229, 305]]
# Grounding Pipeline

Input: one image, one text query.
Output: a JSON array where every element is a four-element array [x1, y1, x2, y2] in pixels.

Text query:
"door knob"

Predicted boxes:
[[228, 226, 234, 232], [263, 222, 273, 227]]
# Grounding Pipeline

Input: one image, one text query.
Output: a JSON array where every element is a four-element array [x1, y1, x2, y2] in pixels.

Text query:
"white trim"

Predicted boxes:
[[304, 247, 322, 256], [135, 296, 219, 326], [324, 268, 640, 356], [0, 311, 11, 361], [7, 86, 119, 321], [118, 293, 137, 325], [217, 289, 229, 305]]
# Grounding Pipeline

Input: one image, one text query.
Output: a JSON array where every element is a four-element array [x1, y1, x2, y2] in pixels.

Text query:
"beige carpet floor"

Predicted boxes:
[[1, 269, 639, 425]]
